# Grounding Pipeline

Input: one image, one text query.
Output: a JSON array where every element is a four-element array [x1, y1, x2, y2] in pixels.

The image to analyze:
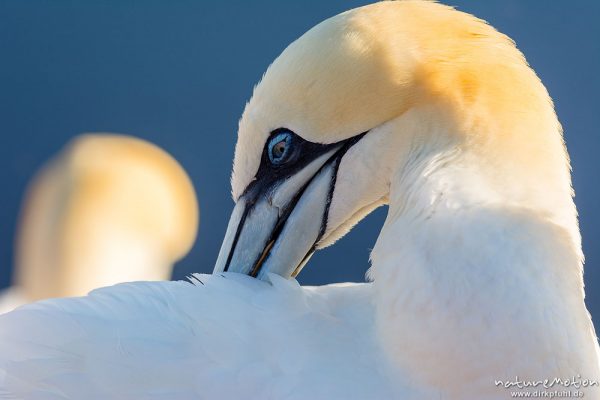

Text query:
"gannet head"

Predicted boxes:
[[215, 1, 576, 279], [15, 134, 199, 300]]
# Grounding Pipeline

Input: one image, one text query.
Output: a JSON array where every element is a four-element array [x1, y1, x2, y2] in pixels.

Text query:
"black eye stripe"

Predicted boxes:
[[239, 128, 368, 204], [243, 129, 339, 198], [232, 130, 368, 277]]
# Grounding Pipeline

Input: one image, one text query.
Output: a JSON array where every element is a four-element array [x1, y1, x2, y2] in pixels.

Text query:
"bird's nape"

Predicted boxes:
[[0, 1, 598, 399]]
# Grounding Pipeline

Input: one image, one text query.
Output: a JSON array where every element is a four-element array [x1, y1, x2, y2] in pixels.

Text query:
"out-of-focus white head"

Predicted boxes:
[[15, 133, 199, 300], [215, 1, 576, 279]]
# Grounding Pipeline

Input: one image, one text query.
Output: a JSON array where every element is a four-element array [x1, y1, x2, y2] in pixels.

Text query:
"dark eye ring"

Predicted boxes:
[[267, 130, 295, 165]]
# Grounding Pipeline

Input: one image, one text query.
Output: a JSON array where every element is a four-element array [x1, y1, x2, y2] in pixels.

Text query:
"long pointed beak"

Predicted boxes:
[[213, 147, 341, 279]]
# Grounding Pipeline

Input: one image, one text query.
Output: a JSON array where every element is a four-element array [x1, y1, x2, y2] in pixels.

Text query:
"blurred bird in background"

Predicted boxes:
[[0, 134, 198, 313], [0, 2, 598, 399]]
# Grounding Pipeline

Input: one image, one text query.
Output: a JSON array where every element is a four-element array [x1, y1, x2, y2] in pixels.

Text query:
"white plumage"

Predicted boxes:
[[1, 1, 599, 399], [0, 134, 198, 313], [0, 274, 396, 400]]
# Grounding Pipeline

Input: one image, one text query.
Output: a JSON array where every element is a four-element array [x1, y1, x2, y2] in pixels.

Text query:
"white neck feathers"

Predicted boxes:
[[369, 144, 599, 397]]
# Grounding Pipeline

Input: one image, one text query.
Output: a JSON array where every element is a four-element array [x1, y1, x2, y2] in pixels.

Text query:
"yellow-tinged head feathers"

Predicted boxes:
[[15, 133, 199, 300], [233, 0, 568, 209]]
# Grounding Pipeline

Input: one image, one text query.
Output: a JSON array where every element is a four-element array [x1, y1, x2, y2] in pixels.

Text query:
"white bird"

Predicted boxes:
[[0, 134, 198, 313], [1, 2, 598, 399]]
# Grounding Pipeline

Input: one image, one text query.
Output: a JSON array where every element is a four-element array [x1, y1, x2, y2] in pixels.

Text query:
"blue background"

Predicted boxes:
[[1, 1, 598, 319]]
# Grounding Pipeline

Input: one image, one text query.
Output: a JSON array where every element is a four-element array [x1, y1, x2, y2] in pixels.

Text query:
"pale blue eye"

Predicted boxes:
[[268, 131, 293, 165]]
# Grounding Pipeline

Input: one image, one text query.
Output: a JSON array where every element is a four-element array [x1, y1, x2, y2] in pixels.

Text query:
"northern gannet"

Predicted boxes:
[[0, 2, 598, 399], [0, 134, 198, 313]]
